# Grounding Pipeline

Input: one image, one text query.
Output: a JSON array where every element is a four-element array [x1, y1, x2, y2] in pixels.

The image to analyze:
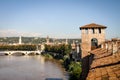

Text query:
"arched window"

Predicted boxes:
[[91, 38, 98, 50]]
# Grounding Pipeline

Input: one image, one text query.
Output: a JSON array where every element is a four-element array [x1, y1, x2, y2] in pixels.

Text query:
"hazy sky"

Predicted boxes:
[[0, 0, 120, 39]]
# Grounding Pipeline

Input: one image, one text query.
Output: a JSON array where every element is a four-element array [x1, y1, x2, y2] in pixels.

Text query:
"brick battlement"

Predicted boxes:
[[86, 39, 120, 80]]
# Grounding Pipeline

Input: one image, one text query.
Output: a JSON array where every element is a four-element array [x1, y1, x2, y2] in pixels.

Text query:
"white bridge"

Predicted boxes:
[[0, 50, 41, 55]]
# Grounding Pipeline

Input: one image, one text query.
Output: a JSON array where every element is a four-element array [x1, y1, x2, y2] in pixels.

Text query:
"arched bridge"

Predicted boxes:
[[0, 50, 41, 55]]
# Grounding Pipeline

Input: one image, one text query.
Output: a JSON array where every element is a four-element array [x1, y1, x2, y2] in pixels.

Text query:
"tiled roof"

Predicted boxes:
[[89, 48, 112, 59], [87, 64, 120, 80], [91, 52, 120, 69], [80, 23, 107, 29], [87, 49, 120, 80]]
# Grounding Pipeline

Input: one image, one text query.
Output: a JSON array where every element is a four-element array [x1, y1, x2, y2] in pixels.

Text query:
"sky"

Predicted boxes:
[[0, 0, 120, 39]]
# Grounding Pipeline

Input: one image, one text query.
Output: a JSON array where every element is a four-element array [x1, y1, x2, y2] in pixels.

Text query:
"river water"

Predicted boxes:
[[0, 55, 68, 80]]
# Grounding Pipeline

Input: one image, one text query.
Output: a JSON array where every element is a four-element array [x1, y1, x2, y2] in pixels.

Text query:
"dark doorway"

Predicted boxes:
[[91, 38, 98, 50]]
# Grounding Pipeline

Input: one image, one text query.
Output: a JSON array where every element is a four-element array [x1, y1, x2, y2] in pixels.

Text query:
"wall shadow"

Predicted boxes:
[[80, 54, 94, 80]]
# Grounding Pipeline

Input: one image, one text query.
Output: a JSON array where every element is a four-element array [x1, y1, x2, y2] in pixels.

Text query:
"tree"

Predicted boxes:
[[69, 62, 82, 80]]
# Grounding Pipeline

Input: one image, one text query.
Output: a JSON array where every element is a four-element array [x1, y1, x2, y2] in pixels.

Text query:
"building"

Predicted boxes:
[[19, 36, 22, 44], [71, 40, 76, 50], [79, 23, 107, 80], [79, 23, 120, 80], [80, 23, 107, 58]]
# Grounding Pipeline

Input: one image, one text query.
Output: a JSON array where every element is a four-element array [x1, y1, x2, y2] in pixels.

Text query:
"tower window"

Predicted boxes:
[[92, 28, 95, 34], [85, 28, 88, 34], [99, 28, 101, 34]]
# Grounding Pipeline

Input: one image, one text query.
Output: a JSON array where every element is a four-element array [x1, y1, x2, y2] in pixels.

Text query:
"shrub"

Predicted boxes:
[[43, 53, 53, 59], [68, 62, 82, 80]]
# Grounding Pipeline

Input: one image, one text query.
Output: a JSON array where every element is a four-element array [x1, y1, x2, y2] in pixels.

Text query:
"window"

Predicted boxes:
[[99, 28, 101, 34], [91, 38, 98, 46], [92, 28, 95, 34], [85, 28, 88, 34], [91, 38, 98, 50]]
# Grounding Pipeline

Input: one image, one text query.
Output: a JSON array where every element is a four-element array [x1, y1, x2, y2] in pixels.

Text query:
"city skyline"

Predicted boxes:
[[0, 0, 120, 39]]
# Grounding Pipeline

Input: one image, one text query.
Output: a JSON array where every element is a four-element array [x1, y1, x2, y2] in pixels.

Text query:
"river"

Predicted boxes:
[[0, 55, 68, 80]]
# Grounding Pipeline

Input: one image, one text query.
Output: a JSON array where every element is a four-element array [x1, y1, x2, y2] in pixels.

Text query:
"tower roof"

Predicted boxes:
[[80, 23, 107, 30]]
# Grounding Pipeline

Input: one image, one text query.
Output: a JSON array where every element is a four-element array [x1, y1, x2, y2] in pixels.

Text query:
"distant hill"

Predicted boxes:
[[0, 37, 81, 44]]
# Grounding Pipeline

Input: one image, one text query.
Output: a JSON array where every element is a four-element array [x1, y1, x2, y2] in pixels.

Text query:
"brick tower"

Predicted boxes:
[[80, 23, 107, 80], [80, 23, 107, 58]]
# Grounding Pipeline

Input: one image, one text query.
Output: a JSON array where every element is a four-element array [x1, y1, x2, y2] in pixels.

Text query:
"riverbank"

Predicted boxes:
[[42, 52, 82, 80], [41, 53, 70, 79]]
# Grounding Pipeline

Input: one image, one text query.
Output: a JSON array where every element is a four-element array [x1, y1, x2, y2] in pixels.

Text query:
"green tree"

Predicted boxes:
[[69, 62, 82, 80]]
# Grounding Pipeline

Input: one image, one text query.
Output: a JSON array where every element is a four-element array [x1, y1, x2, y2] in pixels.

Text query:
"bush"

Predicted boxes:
[[59, 59, 64, 63], [63, 55, 69, 61], [44, 44, 71, 57], [68, 62, 82, 80], [43, 53, 53, 59]]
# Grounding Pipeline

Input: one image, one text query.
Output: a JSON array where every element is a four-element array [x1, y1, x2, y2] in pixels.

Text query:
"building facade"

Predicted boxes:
[[80, 23, 107, 58]]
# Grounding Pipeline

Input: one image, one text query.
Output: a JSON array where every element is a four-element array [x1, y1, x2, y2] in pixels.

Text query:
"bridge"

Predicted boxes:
[[0, 50, 41, 55]]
